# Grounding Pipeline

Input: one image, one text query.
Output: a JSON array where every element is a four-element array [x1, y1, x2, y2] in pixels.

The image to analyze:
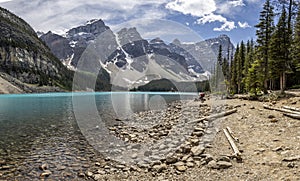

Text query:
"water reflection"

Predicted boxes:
[[0, 92, 196, 179]]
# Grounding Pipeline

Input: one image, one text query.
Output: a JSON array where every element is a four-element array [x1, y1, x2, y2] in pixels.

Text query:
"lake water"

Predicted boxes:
[[0, 92, 197, 179]]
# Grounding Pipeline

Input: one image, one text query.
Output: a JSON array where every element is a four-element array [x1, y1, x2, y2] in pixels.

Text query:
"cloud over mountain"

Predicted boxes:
[[0, 0, 263, 43]]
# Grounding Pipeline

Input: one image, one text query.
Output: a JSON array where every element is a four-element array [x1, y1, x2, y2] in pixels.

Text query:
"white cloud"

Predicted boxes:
[[0, 0, 12, 3], [218, 0, 245, 15], [197, 13, 236, 31], [245, 0, 261, 3], [238, 21, 251, 28], [229, 0, 245, 7], [0, 0, 168, 33], [214, 21, 236, 31], [166, 0, 240, 32], [1, 0, 251, 34], [166, 0, 217, 17]]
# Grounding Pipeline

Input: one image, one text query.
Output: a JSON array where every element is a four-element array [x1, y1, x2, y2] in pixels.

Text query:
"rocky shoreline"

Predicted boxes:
[[81, 98, 244, 180], [0, 94, 299, 180]]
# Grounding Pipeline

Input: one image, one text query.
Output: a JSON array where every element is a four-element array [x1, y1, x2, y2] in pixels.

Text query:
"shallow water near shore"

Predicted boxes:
[[0, 92, 197, 179]]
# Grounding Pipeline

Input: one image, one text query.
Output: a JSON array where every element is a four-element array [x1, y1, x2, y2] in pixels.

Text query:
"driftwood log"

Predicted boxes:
[[223, 127, 242, 159], [263, 105, 299, 114], [283, 113, 300, 120], [189, 109, 237, 124], [282, 106, 300, 112], [226, 126, 239, 142]]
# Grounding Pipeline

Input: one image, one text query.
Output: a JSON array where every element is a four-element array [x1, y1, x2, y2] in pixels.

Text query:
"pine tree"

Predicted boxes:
[[255, 0, 275, 93], [293, 4, 300, 71], [237, 41, 246, 93], [243, 39, 255, 92], [215, 45, 223, 91], [246, 59, 262, 96], [270, 6, 290, 93], [230, 45, 239, 94]]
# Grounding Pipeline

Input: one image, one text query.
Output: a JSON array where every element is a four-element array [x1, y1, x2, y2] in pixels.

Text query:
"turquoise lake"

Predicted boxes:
[[0, 92, 197, 179]]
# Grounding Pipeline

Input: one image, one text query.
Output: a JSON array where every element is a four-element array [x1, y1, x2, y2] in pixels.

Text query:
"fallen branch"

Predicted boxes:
[[189, 109, 237, 124], [226, 127, 239, 142], [283, 113, 300, 120], [263, 105, 299, 114], [223, 128, 242, 159], [282, 106, 300, 113]]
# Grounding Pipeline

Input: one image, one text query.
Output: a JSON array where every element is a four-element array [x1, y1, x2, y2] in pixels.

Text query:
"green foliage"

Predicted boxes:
[[269, 6, 290, 92], [220, 0, 300, 96], [135, 79, 210, 92], [230, 45, 239, 94], [245, 59, 263, 95], [0, 7, 76, 90], [255, 0, 275, 93], [293, 3, 300, 72]]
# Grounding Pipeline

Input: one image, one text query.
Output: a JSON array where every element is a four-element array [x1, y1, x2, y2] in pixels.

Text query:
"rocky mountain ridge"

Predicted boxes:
[[41, 19, 234, 89], [0, 6, 74, 92]]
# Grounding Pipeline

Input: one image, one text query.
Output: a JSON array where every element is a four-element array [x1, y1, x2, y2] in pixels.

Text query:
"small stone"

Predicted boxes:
[[194, 127, 204, 132], [39, 163, 48, 171], [272, 146, 284, 152], [287, 162, 295, 168], [192, 131, 203, 137], [174, 161, 185, 166], [166, 156, 178, 164], [187, 157, 194, 162], [152, 164, 167, 173], [216, 161, 232, 169], [40, 170, 52, 177], [175, 165, 186, 172], [115, 165, 126, 169], [250, 106, 255, 109], [207, 160, 218, 169], [270, 118, 279, 123], [191, 145, 205, 156], [57, 165, 66, 171], [95, 162, 101, 167], [268, 115, 275, 119], [78, 172, 85, 177], [190, 138, 199, 145], [86, 171, 93, 177], [131, 153, 138, 159], [218, 156, 231, 162], [97, 170, 106, 175], [181, 155, 190, 162], [93, 174, 102, 180], [282, 156, 300, 162], [201, 154, 214, 163], [0, 160, 6, 165], [186, 162, 194, 167]]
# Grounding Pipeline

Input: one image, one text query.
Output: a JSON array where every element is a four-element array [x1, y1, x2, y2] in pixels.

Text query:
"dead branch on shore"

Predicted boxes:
[[263, 105, 299, 114], [189, 109, 237, 124], [283, 113, 300, 120], [282, 106, 300, 113], [223, 127, 242, 160], [226, 127, 239, 142], [263, 105, 300, 120]]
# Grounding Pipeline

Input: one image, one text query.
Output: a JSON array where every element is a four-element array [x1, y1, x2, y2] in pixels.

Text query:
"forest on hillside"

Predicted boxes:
[[212, 0, 300, 96]]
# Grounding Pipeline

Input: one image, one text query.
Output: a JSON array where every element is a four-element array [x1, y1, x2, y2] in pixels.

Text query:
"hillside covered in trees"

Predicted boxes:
[[212, 0, 300, 96]]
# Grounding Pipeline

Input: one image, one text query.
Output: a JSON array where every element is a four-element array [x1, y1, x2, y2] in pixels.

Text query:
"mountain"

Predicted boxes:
[[173, 35, 235, 71], [0, 6, 74, 93], [41, 19, 235, 89]]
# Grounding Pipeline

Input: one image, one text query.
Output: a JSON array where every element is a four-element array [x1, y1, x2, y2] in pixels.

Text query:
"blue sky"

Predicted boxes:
[[0, 0, 264, 44]]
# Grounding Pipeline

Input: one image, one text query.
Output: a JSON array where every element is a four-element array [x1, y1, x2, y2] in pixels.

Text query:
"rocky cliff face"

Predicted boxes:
[[0, 6, 73, 90]]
